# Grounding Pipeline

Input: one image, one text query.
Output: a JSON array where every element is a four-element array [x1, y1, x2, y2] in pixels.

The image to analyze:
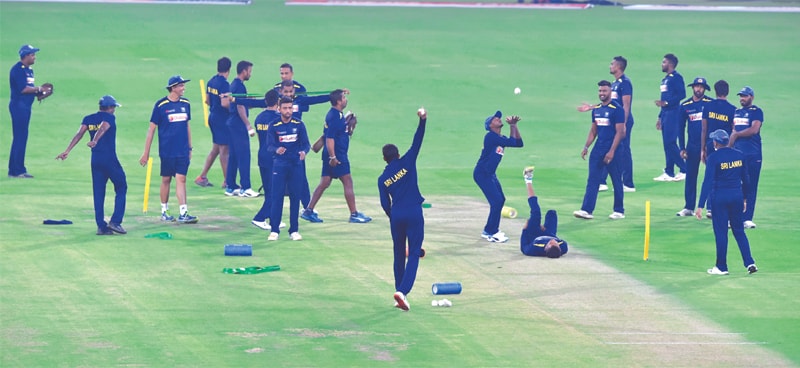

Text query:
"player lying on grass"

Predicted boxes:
[[520, 166, 568, 258]]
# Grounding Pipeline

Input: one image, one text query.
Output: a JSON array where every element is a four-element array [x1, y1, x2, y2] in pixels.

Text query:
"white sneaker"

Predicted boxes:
[[707, 266, 729, 275], [573, 210, 594, 219], [289, 232, 303, 241], [676, 208, 694, 217], [598, 184, 609, 192], [706, 211, 713, 219], [393, 291, 410, 311], [268, 232, 279, 241], [653, 172, 674, 182], [251, 220, 270, 230], [239, 188, 260, 198], [608, 212, 626, 220], [279, 222, 286, 228], [743, 220, 757, 229], [486, 231, 509, 243], [672, 172, 686, 181], [623, 185, 636, 192]]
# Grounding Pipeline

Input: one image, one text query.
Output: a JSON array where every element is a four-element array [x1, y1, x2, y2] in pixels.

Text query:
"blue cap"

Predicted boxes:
[[99, 95, 121, 107], [484, 110, 501, 131], [688, 77, 710, 91], [737, 86, 754, 97], [19, 44, 39, 58], [166, 75, 191, 89], [709, 129, 729, 145]]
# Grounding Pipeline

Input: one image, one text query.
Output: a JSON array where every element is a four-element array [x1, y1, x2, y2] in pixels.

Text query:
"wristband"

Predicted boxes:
[[329, 156, 336, 160]]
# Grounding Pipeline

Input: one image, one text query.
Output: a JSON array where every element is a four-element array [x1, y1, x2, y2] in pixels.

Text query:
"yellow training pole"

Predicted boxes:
[[200, 79, 209, 128], [643, 200, 651, 260], [143, 157, 153, 213]]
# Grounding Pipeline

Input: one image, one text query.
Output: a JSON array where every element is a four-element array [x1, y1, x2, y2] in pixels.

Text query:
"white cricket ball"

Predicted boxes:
[[248, 128, 256, 136], [418, 108, 426, 115], [440, 299, 452, 307], [514, 87, 521, 95]]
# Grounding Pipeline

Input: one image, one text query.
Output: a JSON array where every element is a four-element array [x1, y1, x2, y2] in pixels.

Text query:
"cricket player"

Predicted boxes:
[[473, 110, 523, 243], [195, 56, 232, 188], [139, 75, 197, 224], [379, 108, 428, 312], [695, 130, 757, 276], [273, 63, 307, 96], [574, 80, 626, 220], [225, 60, 268, 198], [520, 166, 568, 258], [730, 86, 763, 229], [8, 44, 45, 178], [251, 90, 285, 231], [653, 53, 687, 182], [267, 97, 311, 241], [303, 89, 372, 224], [676, 77, 712, 217], [699, 80, 736, 218], [56, 95, 128, 235]]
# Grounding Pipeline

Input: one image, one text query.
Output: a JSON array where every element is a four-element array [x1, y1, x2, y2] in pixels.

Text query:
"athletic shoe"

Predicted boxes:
[[96, 227, 114, 235], [349, 212, 372, 223], [251, 220, 270, 231], [598, 184, 609, 192], [653, 172, 674, 182], [239, 188, 260, 198], [672, 172, 686, 181], [481, 230, 505, 240], [523, 166, 535, 183], [608, 212, 625, 220], [707, 266, 729, 275], [573, 210, 594, 219], [8, 173, 34, 178], [289, 232, 303, 241], [301, 209, 323, 223], [224, 188, 241, 196], [706, 211, 712, 219], [743, 220, 757, 229], [486, 231, 509, 243], [747, 264, 758, 274], [268, 232, 279, 241], [623, 186, 636, 193], [194, 176, 213, 187], [177, 213, 198, 224], [394, 291, 410, 311], [108, 223, 127, 234], [676, 208, 694, 217], [161, 212, 176, 222]]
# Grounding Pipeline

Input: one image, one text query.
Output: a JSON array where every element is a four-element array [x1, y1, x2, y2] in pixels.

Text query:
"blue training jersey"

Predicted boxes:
[[82, 111, 118, 159], [611, 74, 633, 124], [291, 93, 330, 120], [659, 70, 685, 114], [206, 74, 230, 118], [255, 109, 280, 167], [680, 96, 712, 151], [149, 96, 191, 158], [267, 117, 310, 166], [591, 100, 625, 153], [475, 131, 523, 175], [698, 147, 751, 207], [702, 99, 735, 146], [733, 105, 764, 158], [521, 235, 569, 257], [378, 117, 426, 217], [322, 108, 350, 163], [9, 61, 35, 107]]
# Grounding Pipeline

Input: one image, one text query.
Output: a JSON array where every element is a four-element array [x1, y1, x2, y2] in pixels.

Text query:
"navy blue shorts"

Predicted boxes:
[[160, 156, 190, 177], [209, 115, 230, 146], [321, 160, 350, 179]]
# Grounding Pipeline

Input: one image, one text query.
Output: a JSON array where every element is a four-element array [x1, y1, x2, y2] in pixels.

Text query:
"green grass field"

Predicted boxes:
[[2, 1, 799, 366]]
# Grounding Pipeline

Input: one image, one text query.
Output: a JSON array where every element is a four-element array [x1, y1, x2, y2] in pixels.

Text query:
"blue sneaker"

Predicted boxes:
[[177, 213, 198, 224], [301, 209, 323, 223], [349, 212, 372, 223], [161, 212, 176, 222]]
